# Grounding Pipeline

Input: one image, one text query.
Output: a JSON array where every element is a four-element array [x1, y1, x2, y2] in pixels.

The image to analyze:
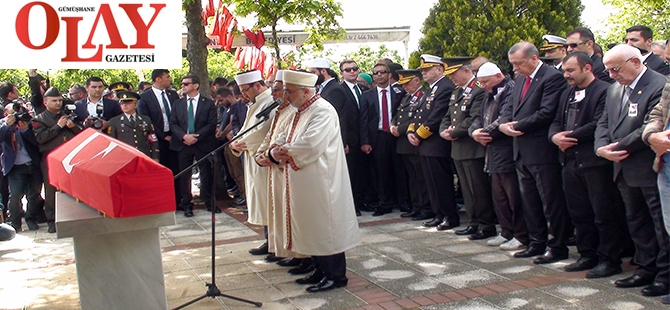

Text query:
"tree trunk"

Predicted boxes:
[[183, 0, 211, 98], [272, 23, 282, 69]]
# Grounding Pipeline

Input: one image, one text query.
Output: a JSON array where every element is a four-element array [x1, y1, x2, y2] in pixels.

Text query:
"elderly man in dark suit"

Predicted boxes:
[[360, 63, 409, 216], [407, 55, 459, 230], [499, 42, 571, 264], [169, 75, 219, 217], [595, 44, 669, 297], [549, 52, 627, 278], [440, 57, 496, 240], [138, 69, 182, 209]]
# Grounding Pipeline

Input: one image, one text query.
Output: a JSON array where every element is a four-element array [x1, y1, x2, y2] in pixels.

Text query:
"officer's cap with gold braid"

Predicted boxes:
[[396, 69, 422, 85], [109, 81, 131, 92], [539, 34, 567, 51], [442, 56, 475, 76], [417, 54, 444, 69], [117, 91, 140, 102]]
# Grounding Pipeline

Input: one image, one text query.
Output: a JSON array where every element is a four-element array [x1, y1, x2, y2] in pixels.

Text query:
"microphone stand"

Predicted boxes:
[[172, 114, 272, 309]]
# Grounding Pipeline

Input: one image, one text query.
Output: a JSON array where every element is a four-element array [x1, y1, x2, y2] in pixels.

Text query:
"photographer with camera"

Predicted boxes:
[[33, 87, 82, 233], [0, 103, 41, 232], [74, 77, 122, 131]]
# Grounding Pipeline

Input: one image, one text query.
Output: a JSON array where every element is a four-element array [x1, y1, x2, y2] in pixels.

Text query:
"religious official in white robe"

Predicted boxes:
[[269, 70, 361, 292], [232, 71, 275, 227]]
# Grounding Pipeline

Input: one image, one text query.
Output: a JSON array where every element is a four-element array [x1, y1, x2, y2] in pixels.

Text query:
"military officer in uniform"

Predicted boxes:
[[33, 87, 83, 233], [539, 35, 568, 71], [440, 57, 496, 240], [107, 91, 159, 160], [390, 69, 433, 220], [407, 54, 460, 231]]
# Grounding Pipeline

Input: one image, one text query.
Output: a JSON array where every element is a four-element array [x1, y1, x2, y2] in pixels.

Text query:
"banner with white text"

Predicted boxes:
[[2, 0, 182, 69]]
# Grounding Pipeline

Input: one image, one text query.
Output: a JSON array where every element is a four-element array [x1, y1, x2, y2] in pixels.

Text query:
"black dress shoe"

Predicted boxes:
[[513, 245, 546, 258], [586, 261, 622, 278], [265, 253, 283, 262], [277, 257, 303, 267], [436, 220, 460, 231], [533, 251, 568, 264], [468, 229, 497, 240], [412, 213, 434, 221], [423, 217, 443, 227], [306, 277, 348, 292], [641, 282, 670, 297], [455, 226, 478, 235], [401, 210, 420, 218], [398, 206, 412, 213], [356, 203, 375, 212], [295, 270, 323, 285], [47, 221, 56, 233], [372, 208, 391, 216], [206, 206, 222, 213], [289, 259, 315, 275], [356, 210, 362, 216], [614, 275, 654, 288], [249, 242, 269, 255], [564, 256, 599, 272], [565, 235, 576, 246], [184, 208, 194, 217]]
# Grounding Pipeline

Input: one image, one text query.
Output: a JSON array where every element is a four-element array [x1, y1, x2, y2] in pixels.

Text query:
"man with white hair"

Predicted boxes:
[[469, 62, 529, 251], [595, 44, 669, 296], [268, 70, 361, 292], [231, 70, 276, 258]]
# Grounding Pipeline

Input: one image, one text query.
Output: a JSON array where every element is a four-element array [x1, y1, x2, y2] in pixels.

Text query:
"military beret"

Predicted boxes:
[[117, 91, 141, 102], [44, 86, 61, 97], [540, 34, 567, 51], [442, 56, 475, 75], [396, 69, 422, 85]]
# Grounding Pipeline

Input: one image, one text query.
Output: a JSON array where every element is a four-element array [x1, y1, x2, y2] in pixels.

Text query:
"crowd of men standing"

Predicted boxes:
[[1, 23, 670, 301]]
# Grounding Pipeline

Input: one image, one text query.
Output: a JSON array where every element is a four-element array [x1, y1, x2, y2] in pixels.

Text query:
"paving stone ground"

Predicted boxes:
[[1, 199, 668, 310]]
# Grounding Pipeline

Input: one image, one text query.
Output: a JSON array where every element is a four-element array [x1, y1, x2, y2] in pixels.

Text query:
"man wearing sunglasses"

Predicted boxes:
[[625, 25, 670, 76], [566, 27, 615, 84], [595, 44, 669, 297]]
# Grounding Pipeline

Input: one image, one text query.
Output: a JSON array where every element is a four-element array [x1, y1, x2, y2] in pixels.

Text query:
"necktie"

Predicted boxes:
[[161, 91, 171, 119], [381, 89, 389, 132], [354, 85, 362, 99], [187, 98, 195, 134], [521, 76, 531, 100], [621, 86, 633, 113], [129, 115, 136, 127]]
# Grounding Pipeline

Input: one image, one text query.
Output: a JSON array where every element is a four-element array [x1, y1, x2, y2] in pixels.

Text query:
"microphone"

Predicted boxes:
[[255, 98, 283, 119]]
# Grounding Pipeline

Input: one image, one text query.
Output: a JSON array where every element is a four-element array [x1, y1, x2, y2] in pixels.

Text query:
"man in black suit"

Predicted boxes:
[[360, 63, 409, 216], [390, 70, 432, 220], [625, 25, 670, 75], [169, 75, 219, 217], [308, 59, 352, 149], [499, 42, 571, 264], [566, 27, 615, 84], [407, 54, 459, 231], [339, 59, 373, 215], [595, 44, 669, 297], [138, 69, 182, 210], [440, 57, 496, 240], [74, 76, 123, 129], [549, 52, 627, 278]]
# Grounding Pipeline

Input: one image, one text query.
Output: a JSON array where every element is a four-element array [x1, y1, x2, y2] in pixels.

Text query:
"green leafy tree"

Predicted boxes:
[[418, 0, 583, 72], [600, 0, 669, 47], [342, 45, 404, 74], [227, 0, 345, 69]]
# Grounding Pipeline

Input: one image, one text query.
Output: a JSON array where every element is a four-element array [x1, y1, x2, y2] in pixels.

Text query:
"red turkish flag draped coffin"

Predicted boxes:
[[47, 129, 175, 218]]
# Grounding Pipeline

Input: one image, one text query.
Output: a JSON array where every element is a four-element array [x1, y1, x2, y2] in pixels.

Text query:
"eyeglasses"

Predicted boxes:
[[567, 41, 589, 48], [282, 88, 300, 94], [605, 58, 634, 74], [373, 70, 389, 75], [342, 67, 359, 73], [239, 86, 251, 93], [181, 82, 192, 86]]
